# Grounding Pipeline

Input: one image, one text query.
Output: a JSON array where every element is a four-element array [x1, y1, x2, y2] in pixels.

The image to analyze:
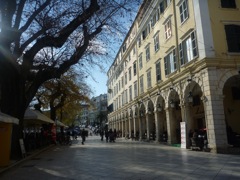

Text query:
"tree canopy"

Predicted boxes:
[[33, 68, 91, 121]]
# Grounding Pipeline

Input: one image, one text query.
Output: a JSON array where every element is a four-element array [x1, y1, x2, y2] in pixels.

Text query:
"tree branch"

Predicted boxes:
[[24, 0, 100, 62]]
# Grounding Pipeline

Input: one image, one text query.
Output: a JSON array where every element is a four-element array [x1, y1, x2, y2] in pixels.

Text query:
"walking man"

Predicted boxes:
[[81, 129, 87, 145]]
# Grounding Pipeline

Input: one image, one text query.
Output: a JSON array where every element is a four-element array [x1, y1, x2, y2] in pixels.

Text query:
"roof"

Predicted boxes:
[[24, 109, 55, 125], [0, 112, 19, 124]]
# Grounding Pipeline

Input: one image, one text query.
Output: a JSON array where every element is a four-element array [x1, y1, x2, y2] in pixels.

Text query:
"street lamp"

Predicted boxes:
[[148, 108, 152, 114], [188, 91, 193, 103], [170, 99, 175, 108], [157, 104, 162, 112]]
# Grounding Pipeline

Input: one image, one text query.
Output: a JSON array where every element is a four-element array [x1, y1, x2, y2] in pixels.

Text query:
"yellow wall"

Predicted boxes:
[[208, 0, 240, 56]]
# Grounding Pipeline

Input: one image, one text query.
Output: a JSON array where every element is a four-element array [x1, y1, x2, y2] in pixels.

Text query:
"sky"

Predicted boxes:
[[85, 2, 140, 98], [88, 70, 108, 97]]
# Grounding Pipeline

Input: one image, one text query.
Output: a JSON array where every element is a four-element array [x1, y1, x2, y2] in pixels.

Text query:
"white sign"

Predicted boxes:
[[180, 122, 186, 149]]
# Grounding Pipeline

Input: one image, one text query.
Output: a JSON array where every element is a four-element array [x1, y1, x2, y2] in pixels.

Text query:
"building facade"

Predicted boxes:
[[107, 0, 240, 153], [89, 94, 108, 127], [79, 104, 90, 126]]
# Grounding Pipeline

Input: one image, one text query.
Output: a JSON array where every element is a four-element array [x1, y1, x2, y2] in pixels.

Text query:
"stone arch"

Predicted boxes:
[[218, 70, 238, 95], [223, 74, 240, 146]]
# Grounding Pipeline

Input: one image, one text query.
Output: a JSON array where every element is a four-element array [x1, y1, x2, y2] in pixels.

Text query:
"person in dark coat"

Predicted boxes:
[[105, 129, 109, 142], [100, 129, 104, 141], [109, 129, 115, 142], [81, 129, 87, 145]]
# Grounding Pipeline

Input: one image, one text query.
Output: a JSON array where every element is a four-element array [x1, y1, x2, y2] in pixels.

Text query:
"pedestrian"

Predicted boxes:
[[113, 129, 117, 141], [81, 128, 87, 145], [100, 129, 104, 141], [105, 129, 109, 142], [188, 129, 193, 147], [109, 129, 115, 142]]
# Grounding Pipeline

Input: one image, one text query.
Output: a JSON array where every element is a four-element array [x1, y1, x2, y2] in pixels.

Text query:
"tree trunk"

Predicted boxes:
[[0, 57, 26, 160]]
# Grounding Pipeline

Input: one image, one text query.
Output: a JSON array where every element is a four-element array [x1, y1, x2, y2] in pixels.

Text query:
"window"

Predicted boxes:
[[119, 80, 121, 91], [159, 1, 165, 13], [122, 43, 126, 53], [125, 90, 128, 103], [138, 37, 141, 47], [133, 62, 137, 76], [179, 31, 198, 65], [129, 67, 132, 81], [225, 25, 240, 53], [154, 33, 160, 52], [147, 70, 152, 88], [147, 23, 151, 35], [139, 54, 143, 70], [160, 0, 171, 14], [121, 76, 124, 88], [125, 72, 127, 85], [122, 93, 124, 105], [140, 76, 144, 94], [129, 85, 132, 101], [156, 61, 161, 82], [151, 11, 160, 27], [142, 29, 147, 40], [165, 19, 172, 39], [164, 49, 177, 75], [146, 46, 150, 61], [221, 0, 236, 8], [134, 81, 138, 98], [179, 0, 189, 23]]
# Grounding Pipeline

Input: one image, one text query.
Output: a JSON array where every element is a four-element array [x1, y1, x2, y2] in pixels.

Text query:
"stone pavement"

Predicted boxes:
[[0, 135, 240, 180]]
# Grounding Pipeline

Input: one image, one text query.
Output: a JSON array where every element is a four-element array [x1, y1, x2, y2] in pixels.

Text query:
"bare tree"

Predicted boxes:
[[0, 0, 141, 158]]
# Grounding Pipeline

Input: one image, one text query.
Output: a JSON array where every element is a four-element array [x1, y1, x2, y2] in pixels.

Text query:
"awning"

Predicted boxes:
[[24, 109, 55, 125], [55, 120, 67, 127], [0, 112, 19, 124]]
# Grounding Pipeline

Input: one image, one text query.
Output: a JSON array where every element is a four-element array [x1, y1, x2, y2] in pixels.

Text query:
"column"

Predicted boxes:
[[165, 107, 176, 144], [146, 113, 150, 140], [139, 116, 142, 141], [154, 110, 160, 142]]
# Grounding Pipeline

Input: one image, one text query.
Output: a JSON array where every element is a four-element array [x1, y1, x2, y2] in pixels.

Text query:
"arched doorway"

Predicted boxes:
[[185, 81, 206, 149], [223, 75, 240, 147], [139, 104, 146, 140], [168, 89, 181, 144], [129, 109, 134, 139], [156, 95, 167, 142], [134, 106, 139, 140], [147, 100, 155, 140]]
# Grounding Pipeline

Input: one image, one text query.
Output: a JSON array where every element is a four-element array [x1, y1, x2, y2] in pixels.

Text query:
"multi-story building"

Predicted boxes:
[[107, 0, 240, 153], [79, 104, 90, 126], [89, 94, 108, 127]]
